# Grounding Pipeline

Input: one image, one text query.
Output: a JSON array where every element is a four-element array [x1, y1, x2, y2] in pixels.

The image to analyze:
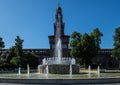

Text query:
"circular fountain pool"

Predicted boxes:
[[0, 72, 119, 79], [0, 72, 120, 84]]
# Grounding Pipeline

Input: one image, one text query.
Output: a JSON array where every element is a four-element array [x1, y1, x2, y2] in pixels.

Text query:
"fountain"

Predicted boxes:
[[38, 6, 79, 74]]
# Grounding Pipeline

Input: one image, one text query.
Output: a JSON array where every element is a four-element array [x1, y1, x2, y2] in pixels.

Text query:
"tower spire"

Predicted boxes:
[[58, 0, 60, 7]]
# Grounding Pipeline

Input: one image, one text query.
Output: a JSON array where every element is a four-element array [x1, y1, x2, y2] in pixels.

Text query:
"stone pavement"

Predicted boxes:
[[0, 83, 120, 85]]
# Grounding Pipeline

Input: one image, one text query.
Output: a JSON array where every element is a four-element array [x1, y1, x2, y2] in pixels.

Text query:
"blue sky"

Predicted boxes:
[[0, 0, 120, 49]]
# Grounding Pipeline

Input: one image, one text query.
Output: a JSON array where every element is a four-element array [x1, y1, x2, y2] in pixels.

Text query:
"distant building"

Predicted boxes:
[[0, 6, 119, 69], [92, 49, 119, 69]]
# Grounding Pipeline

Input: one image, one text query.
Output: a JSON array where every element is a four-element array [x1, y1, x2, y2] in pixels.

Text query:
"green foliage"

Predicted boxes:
[[90, 28, 103, 51], [14, 36, 24, 57], [14, 36, 24, 67], [10, 52, 39, 68], [112, 27, 120, 63], [70, 28, 103, 66], [0, 36, 39, 69], [0, 46, 16, 67], [0, 51, 7, 67], [0, 37, 5, 48], [10, 56, 19, 66], [70, 32, 81, 58], [21, 52, 39, 68]]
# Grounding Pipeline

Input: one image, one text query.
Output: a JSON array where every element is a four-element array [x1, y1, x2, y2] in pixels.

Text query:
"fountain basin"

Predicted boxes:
[[0, 77, 120, 84], [38, 64, 80, 74], [0, 72, 120, 84]]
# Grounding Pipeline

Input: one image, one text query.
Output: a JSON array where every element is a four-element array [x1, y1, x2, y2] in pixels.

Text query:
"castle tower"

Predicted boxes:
[[48, 6, 70, 57]]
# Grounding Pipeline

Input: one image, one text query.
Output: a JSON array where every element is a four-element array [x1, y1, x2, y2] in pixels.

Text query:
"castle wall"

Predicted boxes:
[[0, 48, 119, 69]]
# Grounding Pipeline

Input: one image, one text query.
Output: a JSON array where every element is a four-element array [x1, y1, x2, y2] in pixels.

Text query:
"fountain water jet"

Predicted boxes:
[[54, 11, 62, 65], [18, 67, 21, 75], [46, 65, 49, 75], [97, 66, 100, 78], [37, 65, 41, 74], [69, 64, 72, 75], [88, 65, 91, 78], [27, 64, 30, 76], [45, 65, 49, 78], [88, 65, 91, 74]]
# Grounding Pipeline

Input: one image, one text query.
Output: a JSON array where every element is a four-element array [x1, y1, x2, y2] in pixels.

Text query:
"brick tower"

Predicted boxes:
[[48, 6, 70, 57]]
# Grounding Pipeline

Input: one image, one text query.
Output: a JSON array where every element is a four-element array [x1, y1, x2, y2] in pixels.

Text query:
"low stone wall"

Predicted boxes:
[[0, 78, 120, 84], [0, 69, 37, 73], [100, 70, 120, 73], [39, 64, 80, 74]]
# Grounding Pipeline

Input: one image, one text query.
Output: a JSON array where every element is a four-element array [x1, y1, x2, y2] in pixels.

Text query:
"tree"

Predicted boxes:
[[0, 37, 5, 48], [111, 27, 120, 69], [14, 36, 24, 67], [70, 32, 81, 58], [21, 52, 39, 68], [0, 51, 8, 67], [0, 46, 15, 68], [90, 28, 103, 52], [70, 28, 103, 67], [7, 46, 16, 63], [80, 33, 97, 66], [0, 38, 5, 67]]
